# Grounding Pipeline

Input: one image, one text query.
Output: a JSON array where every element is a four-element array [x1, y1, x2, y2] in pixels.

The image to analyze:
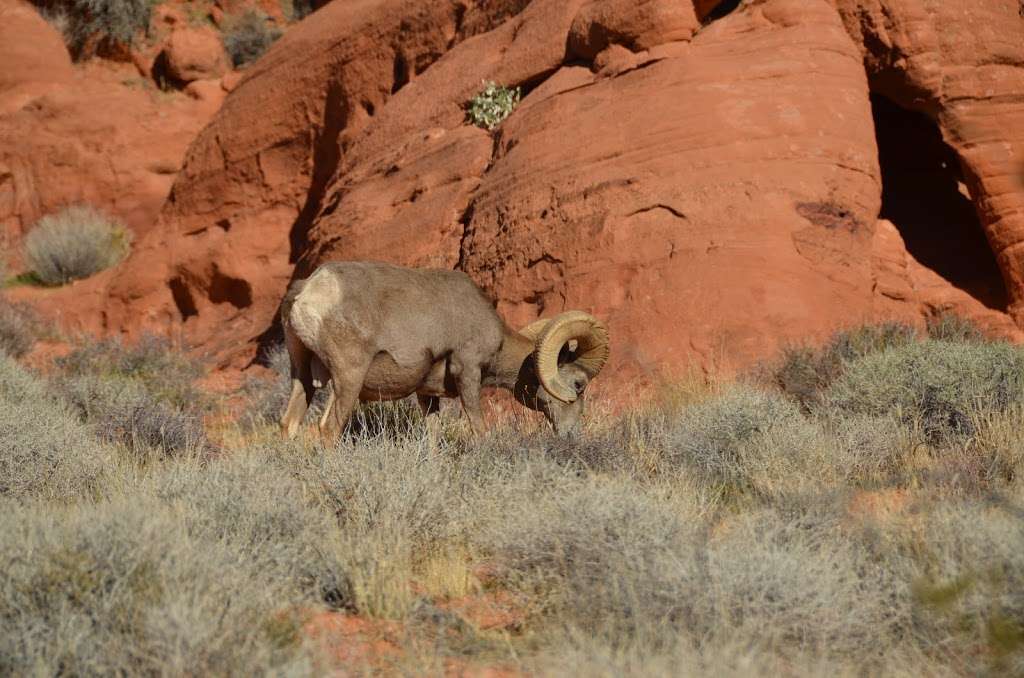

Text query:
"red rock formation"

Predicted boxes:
[[835, 0, 1024, 322], [11, 0, 1024, 381], [161, 26, 230, 84], [89, 0, 542, 367], [0, 0, 226, 264]]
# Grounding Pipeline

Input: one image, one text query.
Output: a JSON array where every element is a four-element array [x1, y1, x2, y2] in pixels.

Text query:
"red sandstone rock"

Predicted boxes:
[[79, 0, 539, 368], [306, 0, 884, 379], [162, 27, 230, 83], [185, 78, 227, 106], [0, 1, 228, 268], [0, 58, 224, 258], [568, 0, 700, 60], [835, 0, 1024, 323], [12, 0, 1024, 384], [0, 1, 72, 116]]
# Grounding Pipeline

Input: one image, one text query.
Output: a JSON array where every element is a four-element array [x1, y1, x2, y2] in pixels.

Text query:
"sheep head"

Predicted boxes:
[[513, 311, 610, 436]]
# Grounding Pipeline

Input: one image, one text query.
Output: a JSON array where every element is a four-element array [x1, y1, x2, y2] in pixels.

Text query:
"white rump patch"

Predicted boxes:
[[289, 268, 342, 350]]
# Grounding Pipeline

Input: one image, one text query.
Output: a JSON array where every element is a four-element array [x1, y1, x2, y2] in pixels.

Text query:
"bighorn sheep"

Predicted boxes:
[[279, 261, 610, 440]]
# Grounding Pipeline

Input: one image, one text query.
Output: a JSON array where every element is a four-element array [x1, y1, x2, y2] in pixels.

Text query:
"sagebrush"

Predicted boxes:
[[222, 10, 282, 68], [52, 335, 211, 457], [0, 299, 41, 358], [24, 205, 132, 285], [37, 0, 153, 59]]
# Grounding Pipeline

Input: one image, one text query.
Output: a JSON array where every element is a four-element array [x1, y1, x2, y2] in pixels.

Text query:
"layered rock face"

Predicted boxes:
[[21, 0, 1024, 378], [0, 0, 227, 260], [835, 0, 1024, 322]]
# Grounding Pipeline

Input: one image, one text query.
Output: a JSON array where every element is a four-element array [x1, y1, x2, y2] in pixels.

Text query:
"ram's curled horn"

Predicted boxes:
[[519, 318, 578, 352], [518, 318, 552, 344], [534, 311, 610, 403]]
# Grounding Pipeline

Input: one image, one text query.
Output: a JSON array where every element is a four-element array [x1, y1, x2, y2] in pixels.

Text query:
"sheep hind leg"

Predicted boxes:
[[319, 359, 371, 447], [280, 332, 316, 439]]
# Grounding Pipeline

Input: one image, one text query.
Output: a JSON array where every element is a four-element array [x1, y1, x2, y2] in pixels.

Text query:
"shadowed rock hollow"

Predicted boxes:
[[15, 0, 1024, 383]]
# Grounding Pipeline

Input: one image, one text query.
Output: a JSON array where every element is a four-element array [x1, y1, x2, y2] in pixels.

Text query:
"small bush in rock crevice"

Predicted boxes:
[[466, 81, 521, 130]]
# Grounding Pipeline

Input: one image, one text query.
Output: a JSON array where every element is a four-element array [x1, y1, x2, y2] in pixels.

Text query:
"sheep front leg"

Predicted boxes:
[[455, 366, 485, 435], [418, 394, 442, 443], [319, 380, 360, 446]]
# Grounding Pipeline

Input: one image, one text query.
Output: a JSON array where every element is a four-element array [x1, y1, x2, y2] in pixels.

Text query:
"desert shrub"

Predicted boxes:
[[825, 413, 912, 480], [0, 353, 110, 503], [222, 10, 282, 68], [37, 0, 153, 60], [0, 299, 40, 358], [771, 322, 917, 410], [694, 510, 911, 658], [149, 450, 350, 606], [240, 342, 330, 429], [478, 476, 909, 664], [478, 476, 699, 640], [290, 434, 468, 617], [661, 385, 802, 485], [61, 374, 210, 457], [56, 334, 204, 410], [824, 339, 1024, 443], [280, 0, 314, 21], [466, 81, 521, 130], [0, 476, 329, 674], [879, 500, 1024, 675], [23, 205, 132, 285], [926, 312, 985, 342]]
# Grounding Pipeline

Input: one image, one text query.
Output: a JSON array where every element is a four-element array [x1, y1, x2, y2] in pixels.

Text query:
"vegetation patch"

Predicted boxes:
[[466, 82, 521, 130], [824, 338, 1024, 443], [0, 299, 42, 358], [768, 321, 917, 410], [36, 0, 154, 60], [222, 10, 283, 68], [0, 353, 110, 503], [23, 205, 132, 285], [2, 323, 1024, 674], [56, 334, 204, 409], [52, 335, 211, 456]]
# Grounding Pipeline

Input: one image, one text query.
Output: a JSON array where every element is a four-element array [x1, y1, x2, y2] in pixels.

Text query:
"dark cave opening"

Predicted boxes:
[[871, 93, 1008, 311], [697, 0, 742, 24], [169, 277, 198, 321]]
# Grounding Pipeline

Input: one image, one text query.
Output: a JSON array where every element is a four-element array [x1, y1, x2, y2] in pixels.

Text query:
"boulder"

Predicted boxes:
[[0, 0, 222, 283], [568, 0, 700, 61], [161, 27, 230, 84], [0, 0, 72, 116]]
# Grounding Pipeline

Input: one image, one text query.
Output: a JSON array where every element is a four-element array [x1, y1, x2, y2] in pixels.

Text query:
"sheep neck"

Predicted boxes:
[[484, 329, 534, 389]]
